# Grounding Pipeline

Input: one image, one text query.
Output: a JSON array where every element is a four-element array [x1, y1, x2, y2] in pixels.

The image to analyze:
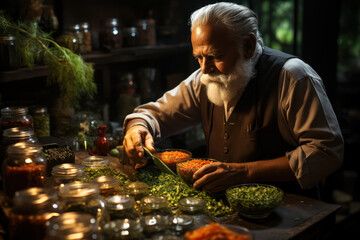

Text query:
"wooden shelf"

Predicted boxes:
[[0, 43, 190, 83]]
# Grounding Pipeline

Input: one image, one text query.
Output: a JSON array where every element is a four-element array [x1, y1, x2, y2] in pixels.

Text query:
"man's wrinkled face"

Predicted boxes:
[[191, 24, 254, 106]]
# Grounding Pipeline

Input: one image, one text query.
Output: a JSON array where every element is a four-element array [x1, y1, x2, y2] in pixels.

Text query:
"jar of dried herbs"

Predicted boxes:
[[80, 22, 92, 53], [58, 182, 106, 227], [105, 195, 140, 221], [92, 175, 121, 198], [9, 187, 60, 240], [45, 212, 99, 240], [29, 106, 50, 137], [3, 142, 46, 205]]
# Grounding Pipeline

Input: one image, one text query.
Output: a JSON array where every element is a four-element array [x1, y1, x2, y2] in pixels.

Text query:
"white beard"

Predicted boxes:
[[200, 57, 255, 106]]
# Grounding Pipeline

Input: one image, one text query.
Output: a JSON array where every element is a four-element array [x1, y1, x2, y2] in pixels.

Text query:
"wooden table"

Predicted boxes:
[[217, 193, 341, 240]]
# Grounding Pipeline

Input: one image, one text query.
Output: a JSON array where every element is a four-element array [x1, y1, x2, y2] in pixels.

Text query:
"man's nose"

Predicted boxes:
[[200, 58, 215, 74]]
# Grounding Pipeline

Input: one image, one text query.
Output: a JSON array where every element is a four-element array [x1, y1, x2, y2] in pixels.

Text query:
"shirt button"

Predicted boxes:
[[224, 132, 229, 140], [224, 147, 229, 154]]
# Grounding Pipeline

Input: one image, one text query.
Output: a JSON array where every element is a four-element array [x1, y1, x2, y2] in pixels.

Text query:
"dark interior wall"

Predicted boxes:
[[301, 0, 340, 104]]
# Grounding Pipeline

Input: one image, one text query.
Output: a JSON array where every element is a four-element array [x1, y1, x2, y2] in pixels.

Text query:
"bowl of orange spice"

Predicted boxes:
[[176, 158, 216, 185], [153, 149, 192, 172]]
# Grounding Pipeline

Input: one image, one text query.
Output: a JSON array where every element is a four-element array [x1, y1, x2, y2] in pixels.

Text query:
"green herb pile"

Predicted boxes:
[[0, 11, 96, 108], [136, 168, 233, 217], [226, 184, 283, 212]]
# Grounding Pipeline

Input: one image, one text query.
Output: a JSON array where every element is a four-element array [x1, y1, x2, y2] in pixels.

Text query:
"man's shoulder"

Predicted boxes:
[[282, 58, 320, 81]]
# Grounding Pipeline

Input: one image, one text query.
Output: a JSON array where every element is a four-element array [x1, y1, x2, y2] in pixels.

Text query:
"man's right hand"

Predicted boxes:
[[123, 122, 155, 169]]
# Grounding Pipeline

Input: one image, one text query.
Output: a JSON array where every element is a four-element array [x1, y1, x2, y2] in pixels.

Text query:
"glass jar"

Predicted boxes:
[[136, 18, 156, 46], [1, 106, 34, 133], [45, 212, 100, 240], [93, 175, 121, 198], [100, 18, 122, 50], [141, 214, 168, 238], [102, 219, 144, 240], [123, 27, 139, 47], [9, 187, 60, 240], [177, 197, 214, 229], [1, 127, 39, 175], [0, 36, 18, 71], [124, 181, 149, 208], [140, 195, 172, 217], [81, 155, 110, 169], [43, 147, 75, 178], [58, 182, 106, 228], [50, 163, 86, 189], [29, 106, 50, 137], [105, 195, 139, 221], [3, 142, 46, 205], [168, 214, 194, 236], [81, 22, 92, 53]]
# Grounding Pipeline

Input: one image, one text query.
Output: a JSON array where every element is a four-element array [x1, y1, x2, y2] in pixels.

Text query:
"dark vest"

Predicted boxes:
[[200, 47, 295, 163]]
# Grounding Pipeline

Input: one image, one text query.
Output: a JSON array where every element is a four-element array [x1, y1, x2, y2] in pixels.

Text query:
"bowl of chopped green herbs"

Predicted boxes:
[[226, 183, 283, 219]]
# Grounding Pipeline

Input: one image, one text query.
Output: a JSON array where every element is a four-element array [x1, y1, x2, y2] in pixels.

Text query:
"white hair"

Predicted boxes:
[[190, 2, 264, 47]]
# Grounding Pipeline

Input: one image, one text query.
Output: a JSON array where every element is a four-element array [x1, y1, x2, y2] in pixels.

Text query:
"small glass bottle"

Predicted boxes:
[[1, 106, 34, 133], [177, 197, 214, 229], [168, 214, 194, 236], [8, 187, 60, 240], [105, 195, 140, 221], [95, 125, 109, 156], [50, 163, 86, 189], [3, 142, 46, 205], [93, 175, 121, 198], [58, 182, 106, 228], [81, 22, 92, 53], [45, 212, 100, 240], [102, 219, 144, 240], [29, 106, 50, 137], [0, 36, 18, 71]]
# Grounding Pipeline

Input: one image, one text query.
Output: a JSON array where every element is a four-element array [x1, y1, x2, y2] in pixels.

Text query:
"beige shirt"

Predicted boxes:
[[124, 45, 344, 189]]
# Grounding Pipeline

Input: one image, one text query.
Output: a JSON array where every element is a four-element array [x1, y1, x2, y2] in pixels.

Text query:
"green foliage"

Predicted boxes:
[[0, 11, 96, 108]]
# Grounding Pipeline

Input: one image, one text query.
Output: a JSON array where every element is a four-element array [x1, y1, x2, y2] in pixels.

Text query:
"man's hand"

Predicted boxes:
[[193, 162, 250, 193], [123, 123, 155, 169]]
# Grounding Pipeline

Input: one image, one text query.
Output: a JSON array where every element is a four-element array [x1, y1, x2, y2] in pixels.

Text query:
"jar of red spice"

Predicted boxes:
[[2, 142, 46, 205], [1, 106, 34, 137], [8, 187, 60, 240]]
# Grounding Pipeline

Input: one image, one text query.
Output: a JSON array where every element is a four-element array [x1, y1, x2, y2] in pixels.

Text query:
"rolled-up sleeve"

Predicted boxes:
[[278, 59, 344, 189], [124, 69, 204, 141]]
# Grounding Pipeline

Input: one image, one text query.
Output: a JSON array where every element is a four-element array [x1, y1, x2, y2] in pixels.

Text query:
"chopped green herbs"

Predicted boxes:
[[226, 184, 283, 219]]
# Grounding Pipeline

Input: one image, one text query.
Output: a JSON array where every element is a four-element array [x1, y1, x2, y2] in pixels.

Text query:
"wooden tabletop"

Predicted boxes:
[[217, 193, 341, 240]]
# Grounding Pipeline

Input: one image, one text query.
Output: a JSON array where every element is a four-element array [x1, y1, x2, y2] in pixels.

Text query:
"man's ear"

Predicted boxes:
[[243, 33, 257, 59]]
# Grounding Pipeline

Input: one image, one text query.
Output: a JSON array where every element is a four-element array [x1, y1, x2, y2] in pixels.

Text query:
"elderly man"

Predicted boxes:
[[122, 2, 343, 198]]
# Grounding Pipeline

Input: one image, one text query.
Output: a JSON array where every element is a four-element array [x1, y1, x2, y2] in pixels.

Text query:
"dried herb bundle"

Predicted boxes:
[[0, 11, 96, 108]]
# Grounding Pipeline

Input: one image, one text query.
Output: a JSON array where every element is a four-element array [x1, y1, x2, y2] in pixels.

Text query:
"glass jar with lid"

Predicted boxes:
[[102, 218, 144, 240], [140, 195, 172, 217], [50, 163, 86, 189], [168, 214, 194, 236], [81, 22, 92, 53], [1, 106, 34, 133], [81, 155, 110, 170], [105, 195, 139, 221], [0, 35, 18, 71], [8, 187, 60, 240], [124, 181, 149, 208], [100, 18, 122, 50], [29, 106, 50, 137], [45, 212, 99, 240], [177, 197, 214, 229], [3, 142, 46, 205], [58, 182, 106, 228], [1, 127, 39, 178], [93, 175, 121, 198]]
